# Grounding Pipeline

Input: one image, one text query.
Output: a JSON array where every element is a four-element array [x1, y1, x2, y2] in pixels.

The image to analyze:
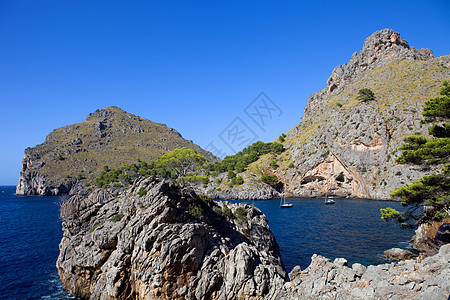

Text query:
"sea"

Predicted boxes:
[[0, 185, 416, 299]]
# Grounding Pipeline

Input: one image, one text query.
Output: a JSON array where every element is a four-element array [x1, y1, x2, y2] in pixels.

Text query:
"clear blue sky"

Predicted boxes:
[[1, 0, 449, 185]]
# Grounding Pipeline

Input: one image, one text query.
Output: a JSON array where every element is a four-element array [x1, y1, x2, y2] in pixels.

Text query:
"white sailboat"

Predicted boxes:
[[324, 191, 335, 205], [280, 177, 293, 208]]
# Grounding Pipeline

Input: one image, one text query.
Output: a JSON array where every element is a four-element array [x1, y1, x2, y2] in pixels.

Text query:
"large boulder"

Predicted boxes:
[[57, 177, 286, 299], [383, 248, 417, 261]]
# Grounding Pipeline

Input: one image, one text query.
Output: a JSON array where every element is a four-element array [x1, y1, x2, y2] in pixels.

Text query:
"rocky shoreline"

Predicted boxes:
[[57, 178, 449, 299]]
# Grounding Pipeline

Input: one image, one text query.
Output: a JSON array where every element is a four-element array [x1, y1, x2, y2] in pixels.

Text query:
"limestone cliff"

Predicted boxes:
[[16, 106, 217, 196], [57, 177, 286, 299], [267, 29, 450, 199]]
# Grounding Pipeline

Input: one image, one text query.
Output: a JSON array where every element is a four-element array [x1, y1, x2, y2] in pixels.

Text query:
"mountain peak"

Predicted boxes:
[[326, 29, 433, 94], [86, 106, 136, 121]]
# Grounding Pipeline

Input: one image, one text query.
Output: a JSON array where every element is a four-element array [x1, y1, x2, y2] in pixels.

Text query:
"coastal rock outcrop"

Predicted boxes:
[[383, 248, 417, 261], [283, 244, 450, 299], [57, 177, 286, 299]]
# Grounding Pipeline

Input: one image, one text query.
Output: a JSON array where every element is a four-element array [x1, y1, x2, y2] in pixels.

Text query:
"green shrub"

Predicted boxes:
[[198, 194, 213, 205], [89, 223, 102, 233], [188, 203, 203, 218], [235, 207, 248, 223], [137, 187, 147, 197], [231, 176, 244, 186], [222, 204, 233, 219], [357, 88, 375, 102], [261, 174, 278, 186], [270, 159, 279, 169], [179, 175, 209, 185], [110, 213, 124, 222]]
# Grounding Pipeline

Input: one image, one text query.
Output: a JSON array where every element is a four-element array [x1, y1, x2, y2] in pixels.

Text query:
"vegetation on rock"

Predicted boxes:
[[205, 141, 283, 174], [261, 174, 279, 187], [154, 147, 206, 177], [357, 88, 375, 102]]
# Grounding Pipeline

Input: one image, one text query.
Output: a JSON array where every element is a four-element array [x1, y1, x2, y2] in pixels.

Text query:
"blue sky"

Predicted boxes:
[[1, 0, 449, 185]]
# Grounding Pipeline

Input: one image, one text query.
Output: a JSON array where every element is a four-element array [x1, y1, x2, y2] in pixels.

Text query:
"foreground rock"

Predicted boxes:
[[411, 219, 450, 255], [57, 177, 286, 299], [383, 248, 417, 261], [283, 244, 450, 299]]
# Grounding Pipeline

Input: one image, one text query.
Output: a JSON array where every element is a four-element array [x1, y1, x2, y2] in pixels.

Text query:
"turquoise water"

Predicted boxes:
[[0, 186, 415, 298]]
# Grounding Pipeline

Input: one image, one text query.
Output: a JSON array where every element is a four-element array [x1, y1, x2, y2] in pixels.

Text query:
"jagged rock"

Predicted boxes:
[[57, 177, 286, 299], [384, 248, 417, 261], [282, 244, 450, 299], [411, 219, 450, 255], [435, 223, 450, 247]]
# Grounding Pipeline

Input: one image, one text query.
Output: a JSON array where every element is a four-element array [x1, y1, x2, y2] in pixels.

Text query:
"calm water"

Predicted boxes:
[[0, 186, 75, 300], [0, 186, 415, 299], [225, 197, 416, 272]]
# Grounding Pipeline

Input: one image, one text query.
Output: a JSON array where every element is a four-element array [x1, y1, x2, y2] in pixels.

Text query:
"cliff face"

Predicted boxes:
[[271, 29, 450, 199], [16, 106, 217, 196], [57, 177, 286, 299]]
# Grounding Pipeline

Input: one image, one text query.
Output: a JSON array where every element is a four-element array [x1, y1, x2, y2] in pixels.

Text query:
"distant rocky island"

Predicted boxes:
[[17, 29, 450, 200]]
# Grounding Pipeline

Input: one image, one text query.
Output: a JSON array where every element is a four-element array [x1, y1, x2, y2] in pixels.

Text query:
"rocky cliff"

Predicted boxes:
[[16, 106, 217, 196], [57, 177, 450, 299], [262, 29, 450, 199], [57, 177, 286, 299]]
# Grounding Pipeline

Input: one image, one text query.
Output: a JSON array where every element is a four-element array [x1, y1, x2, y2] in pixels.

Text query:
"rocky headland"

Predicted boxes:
[[57, 177, 450, 299], [57, 177, 286, 299], [16, 106, 217, 196]]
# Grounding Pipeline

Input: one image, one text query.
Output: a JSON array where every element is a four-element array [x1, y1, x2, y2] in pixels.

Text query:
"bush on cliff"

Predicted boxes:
[[261, 174, 278, 187], [357, 88, 375, 102]]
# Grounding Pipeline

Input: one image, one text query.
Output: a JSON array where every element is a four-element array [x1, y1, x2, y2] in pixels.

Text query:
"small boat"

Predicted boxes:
[[324, 192, 335, 205], [280, 177, 293, 208]]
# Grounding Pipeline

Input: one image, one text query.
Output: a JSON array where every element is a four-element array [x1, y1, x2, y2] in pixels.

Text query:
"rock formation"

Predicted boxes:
[[16, 106, 217, 196], [383, 248, 417, 261], [57, 177, 286, 299], [411, 218, 450, 255]]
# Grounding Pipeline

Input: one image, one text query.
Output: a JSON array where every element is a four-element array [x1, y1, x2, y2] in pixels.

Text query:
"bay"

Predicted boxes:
[[225, 197, 416, 272]]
